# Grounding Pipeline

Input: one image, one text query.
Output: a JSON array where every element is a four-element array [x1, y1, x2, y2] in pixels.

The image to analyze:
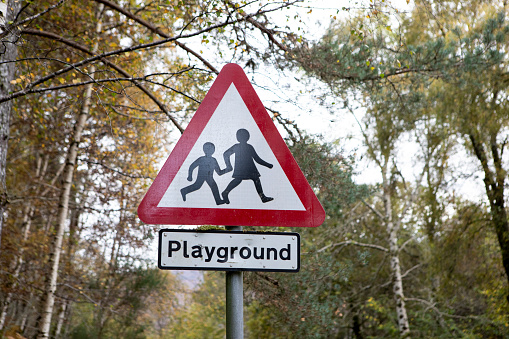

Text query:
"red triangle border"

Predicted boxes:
[[137, 63, 325, 227]]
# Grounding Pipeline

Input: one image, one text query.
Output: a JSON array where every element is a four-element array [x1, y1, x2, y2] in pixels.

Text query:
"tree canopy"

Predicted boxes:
[[1, 0, 509, 338]]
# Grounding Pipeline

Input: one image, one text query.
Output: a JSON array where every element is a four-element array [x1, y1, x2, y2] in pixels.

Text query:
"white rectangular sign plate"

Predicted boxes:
[[158, 229, 300, 272]]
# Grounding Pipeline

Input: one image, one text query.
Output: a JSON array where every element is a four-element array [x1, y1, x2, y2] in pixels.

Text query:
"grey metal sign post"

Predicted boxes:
[[226, 226, 243, 339], [158, 228, 301, 339]]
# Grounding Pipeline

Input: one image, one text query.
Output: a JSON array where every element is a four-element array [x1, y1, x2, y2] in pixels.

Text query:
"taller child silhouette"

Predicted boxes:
[[221, 129, 274, 204]]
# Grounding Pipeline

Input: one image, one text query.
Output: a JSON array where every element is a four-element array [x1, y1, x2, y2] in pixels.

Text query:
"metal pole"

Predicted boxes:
[[226, 226, 243, 339]]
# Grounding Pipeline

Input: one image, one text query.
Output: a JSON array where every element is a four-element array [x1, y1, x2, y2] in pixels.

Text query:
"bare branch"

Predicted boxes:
[[94, 0, 300, 74], [2, 18, 235, 104], [18, 29, 193, 132], [7, 75, 197, 98], [406, 297, 480, 320], [398, 236, 416, 254], [103, 103, 163, 114], [59, 283, 100, 305], [142, 78, 200, 103], [345, 103, 384, 170], [224, 0, 293, 52], [93, 0, 220, 74], [400, 264, 421, 279], [104, 104, 166, 121], [0, 0, 66, 40], [361, 198, 385, 220], [317, 240, 388, 253], [267, 107, 303, 142], [41, 161, 66, 197], [255, 272, 279, 286], [78, 159, 153, 180]]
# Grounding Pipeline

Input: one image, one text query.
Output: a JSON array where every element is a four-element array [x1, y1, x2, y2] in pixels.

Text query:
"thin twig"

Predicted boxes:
[[78, 159, 153, 180], [361, 198, 385, 220], [317, 240, 388, 253], [0, 0, 66, 40]]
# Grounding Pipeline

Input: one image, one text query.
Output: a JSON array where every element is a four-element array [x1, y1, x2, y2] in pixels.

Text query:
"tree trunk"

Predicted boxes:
[[469, 133, 509, 302], [20, 294, 35, 336], [0, 0, 22, 254], [35, 5, 104, 337], [382, 164, 410, 337], [0, 205, 34, 329], [53, 301, 67, 339], [0, 154, 45, 330], [53, 183, 81, 338]]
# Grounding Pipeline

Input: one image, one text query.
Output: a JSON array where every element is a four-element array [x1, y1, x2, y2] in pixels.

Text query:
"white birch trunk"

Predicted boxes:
[[54, 300, 67, 339], [35, 5, 104, 337], [19, 299, 31, 333], [18, 292, 34, 335], [382, 164, 410, 337]]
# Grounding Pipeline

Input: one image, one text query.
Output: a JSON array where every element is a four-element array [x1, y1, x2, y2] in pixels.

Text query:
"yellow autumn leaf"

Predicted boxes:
[[59, 78, 65, 84]]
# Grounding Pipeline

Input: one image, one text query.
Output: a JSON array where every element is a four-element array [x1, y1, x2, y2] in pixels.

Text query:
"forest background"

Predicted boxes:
[[0, 0, 508, 338]]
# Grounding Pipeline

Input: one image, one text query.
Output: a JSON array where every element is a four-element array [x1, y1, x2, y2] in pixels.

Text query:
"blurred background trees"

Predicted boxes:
[[1, 0, 508, 337]]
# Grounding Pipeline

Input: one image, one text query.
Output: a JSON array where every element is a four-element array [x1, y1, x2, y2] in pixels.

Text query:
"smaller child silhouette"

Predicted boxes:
[[181, 142, 227, 205]]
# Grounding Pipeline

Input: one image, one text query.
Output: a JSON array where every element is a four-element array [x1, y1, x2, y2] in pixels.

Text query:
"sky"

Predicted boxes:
[[152, 0, 487, 215], [252, 0, 486, 200]]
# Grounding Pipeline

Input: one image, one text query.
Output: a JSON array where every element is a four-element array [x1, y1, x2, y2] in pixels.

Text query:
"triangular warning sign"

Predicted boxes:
[[138, 63, 325, 227]]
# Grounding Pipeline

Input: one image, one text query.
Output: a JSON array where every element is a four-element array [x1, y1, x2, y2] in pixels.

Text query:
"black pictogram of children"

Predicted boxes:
[[180, 129, 274, 205]]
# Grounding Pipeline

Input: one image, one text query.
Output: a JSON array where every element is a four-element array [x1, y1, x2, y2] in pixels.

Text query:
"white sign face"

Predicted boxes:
[[158, 230, 300, 272], [157, 84, 305, 211]]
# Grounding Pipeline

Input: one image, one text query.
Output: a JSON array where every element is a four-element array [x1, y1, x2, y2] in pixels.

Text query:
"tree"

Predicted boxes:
[[35, 5, 106, 337], [0, 0, 308, 336], [244, 135, 374, 338], [166, 271, 226, 339], [68, 267, 178, 339], [293, 28, 421, 339], [0, 0, 23, 253], [0, 0, 302, 248], [284, 0, 509, 335]]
